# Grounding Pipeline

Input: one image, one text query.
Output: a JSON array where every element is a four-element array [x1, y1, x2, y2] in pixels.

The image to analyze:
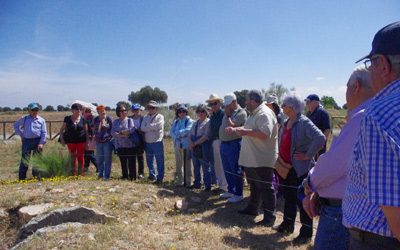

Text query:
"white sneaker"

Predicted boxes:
[[220, 192, 234, 199], [228, 195, 244, 203]]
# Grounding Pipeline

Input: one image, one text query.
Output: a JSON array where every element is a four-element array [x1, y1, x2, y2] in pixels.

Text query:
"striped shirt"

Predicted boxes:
[[343, 78, 400, 237]]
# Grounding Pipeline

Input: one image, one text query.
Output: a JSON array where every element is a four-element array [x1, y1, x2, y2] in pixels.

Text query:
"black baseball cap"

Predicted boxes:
[[305, 94, 320, 102], [356, 21, 400, 63]]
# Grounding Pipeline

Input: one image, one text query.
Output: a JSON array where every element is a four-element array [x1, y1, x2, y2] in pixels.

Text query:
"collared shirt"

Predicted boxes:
[[309, 99, 370, 199], [140, 113, 164, 143], [306, 105, 331, 132], [208, 109, 224, 140], [13, 115, 47, 145], [343, 79, 400, 237], [219, 107, 247, 141], [239, 103, 278, 168], [170, 116, 193, 149]]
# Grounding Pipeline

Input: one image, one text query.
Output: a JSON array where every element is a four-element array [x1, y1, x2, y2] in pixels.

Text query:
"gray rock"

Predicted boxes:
[[12, 222, 84, 250], [17, 206, 115, 242], [0, 208, 8, 219], [18, 203, 54, 224], [174, 199, 188, 211]]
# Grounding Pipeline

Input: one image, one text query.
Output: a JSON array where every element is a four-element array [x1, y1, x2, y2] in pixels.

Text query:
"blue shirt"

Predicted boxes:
[[343, 79, 400, 237], [111, 117, 135, 149], [306, 105, 331, 132], [13, 115, 47, 145], [170, 116, 193, 149]]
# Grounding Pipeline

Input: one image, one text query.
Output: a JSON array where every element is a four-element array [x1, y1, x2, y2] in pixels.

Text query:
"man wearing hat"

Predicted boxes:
[[206, 94, 227, 192], [305, 94, 330, 156], [13, 102, 47, 180], [141, 100, 165, 184], [219, 93, 247, 202], [343, 21, 400, 248]]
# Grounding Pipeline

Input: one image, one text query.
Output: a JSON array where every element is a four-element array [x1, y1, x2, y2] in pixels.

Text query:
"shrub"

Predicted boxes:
[[25, 148, 70, 178]]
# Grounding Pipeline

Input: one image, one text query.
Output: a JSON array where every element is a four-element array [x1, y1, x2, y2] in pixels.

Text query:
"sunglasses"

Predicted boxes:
[[31, 109, 39, 112], [178, 110, 187, 113], [209, 102, 219, 106]]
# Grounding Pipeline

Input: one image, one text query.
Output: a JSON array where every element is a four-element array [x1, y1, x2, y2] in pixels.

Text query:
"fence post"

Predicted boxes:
[[2, 123, 5, 140]]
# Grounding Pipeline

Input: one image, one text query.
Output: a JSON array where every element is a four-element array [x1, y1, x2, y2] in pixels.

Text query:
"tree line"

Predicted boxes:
[[0, 84, 344, 113]]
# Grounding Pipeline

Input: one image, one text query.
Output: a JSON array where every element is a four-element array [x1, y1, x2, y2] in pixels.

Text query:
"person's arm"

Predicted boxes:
[[111, 120, 120, 137], [381, 206, 400, 240], [59, 122, 67, 146], [298, 119, 325, 160], [13, 116, 25, 137], [364, 116, 400, 240], [147, 114, 164, 131], [178, 118, 193, 138], [38, 118, 47, 148], [233, 126, 268, 139]]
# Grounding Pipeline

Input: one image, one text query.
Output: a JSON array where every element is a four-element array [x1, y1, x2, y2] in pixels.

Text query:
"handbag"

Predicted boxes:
[[274, 158, 292, 180], [192, 145, 203, 159], [191, 121, 203, 159]]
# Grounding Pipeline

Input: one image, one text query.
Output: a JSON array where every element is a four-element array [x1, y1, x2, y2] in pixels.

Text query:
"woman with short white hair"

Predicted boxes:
[[276, 94, 325, 245]]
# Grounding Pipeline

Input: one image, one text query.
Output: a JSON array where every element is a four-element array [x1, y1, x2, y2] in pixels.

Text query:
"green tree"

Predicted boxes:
[[57, 105, 65, 112], [321, 96, 341, 110], [233, 89, 249, 108], [128, 85, 168, 106], [14, 107, 22, 111], [264, 82, 290, 104], [44, 105, 55, 111]]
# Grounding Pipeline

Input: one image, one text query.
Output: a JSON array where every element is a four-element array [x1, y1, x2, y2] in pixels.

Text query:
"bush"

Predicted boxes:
[[25, 148, 70, 178]]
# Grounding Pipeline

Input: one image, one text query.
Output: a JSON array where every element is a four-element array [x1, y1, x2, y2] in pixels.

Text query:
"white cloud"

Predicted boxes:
[[315, 76, 325, 81], [25, 50, 89, 67]]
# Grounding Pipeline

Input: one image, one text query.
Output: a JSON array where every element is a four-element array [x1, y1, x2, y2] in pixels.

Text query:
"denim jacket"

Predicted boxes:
[[170, 116, 193, 149], [289, 113, 325, 177]]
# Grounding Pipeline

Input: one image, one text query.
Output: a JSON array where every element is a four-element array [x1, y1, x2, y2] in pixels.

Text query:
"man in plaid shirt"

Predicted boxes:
[[343, 21, 400, 249]]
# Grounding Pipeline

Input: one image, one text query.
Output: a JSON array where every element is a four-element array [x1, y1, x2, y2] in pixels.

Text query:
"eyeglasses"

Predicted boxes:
[[31, 109, 39, 112], [363, 55, 380, 68], [209, 102, 219, 106], [178, 110, 187, 113]]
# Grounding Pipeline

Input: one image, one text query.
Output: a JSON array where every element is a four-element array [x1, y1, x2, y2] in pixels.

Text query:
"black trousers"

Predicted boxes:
[[84, 150, 98, 170], [117, 147, 136, 180], [282, 168, 313, 237], [133, 146, 144, 176], [244, 167, 276, 219]]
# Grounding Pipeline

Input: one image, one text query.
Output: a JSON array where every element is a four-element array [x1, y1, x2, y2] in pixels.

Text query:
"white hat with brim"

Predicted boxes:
[[206, 93, 223, 103], [146, 100, 159, 108]]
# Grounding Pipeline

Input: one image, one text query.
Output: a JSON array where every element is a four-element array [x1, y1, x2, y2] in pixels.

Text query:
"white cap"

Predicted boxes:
[[265, 94, 278, 104], [223, 92, 237, 106]]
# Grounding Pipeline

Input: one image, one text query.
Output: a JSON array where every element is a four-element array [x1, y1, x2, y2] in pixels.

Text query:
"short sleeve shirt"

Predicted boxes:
[[306, 105, 331, 133]]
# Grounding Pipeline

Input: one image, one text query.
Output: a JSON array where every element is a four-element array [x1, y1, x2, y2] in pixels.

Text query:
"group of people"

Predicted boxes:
[[12, 21, 400, 250], [14, 101, 166, 183]]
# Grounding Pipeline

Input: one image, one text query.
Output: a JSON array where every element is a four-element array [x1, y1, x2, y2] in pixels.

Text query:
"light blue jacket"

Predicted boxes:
[[289, 114, 325, 177], [170, 116, 193, 149]]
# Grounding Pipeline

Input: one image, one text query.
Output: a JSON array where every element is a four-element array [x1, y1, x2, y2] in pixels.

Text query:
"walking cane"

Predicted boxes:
[[183, 148, 187, 187]]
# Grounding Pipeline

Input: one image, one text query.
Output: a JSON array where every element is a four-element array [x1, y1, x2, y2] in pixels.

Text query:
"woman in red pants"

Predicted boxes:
[[59, 103, 88, 176]]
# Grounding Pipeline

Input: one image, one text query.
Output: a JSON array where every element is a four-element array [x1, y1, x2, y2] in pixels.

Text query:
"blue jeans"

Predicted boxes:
[[19, 138, 41, 180], [145, 141, 165, 181], [202, 140, 216, 185], [314, 204, 350, 250], [220, 139, 243, 196], [192, 152, 211, 189], [96, 141, 113, 180]]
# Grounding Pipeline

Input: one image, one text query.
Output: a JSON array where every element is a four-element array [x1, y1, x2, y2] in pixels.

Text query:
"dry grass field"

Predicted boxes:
[[0, 110, 326, 250]]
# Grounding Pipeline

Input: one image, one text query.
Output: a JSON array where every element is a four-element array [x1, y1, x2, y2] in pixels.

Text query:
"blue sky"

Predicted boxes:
[[0, 1, 399, 108]]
